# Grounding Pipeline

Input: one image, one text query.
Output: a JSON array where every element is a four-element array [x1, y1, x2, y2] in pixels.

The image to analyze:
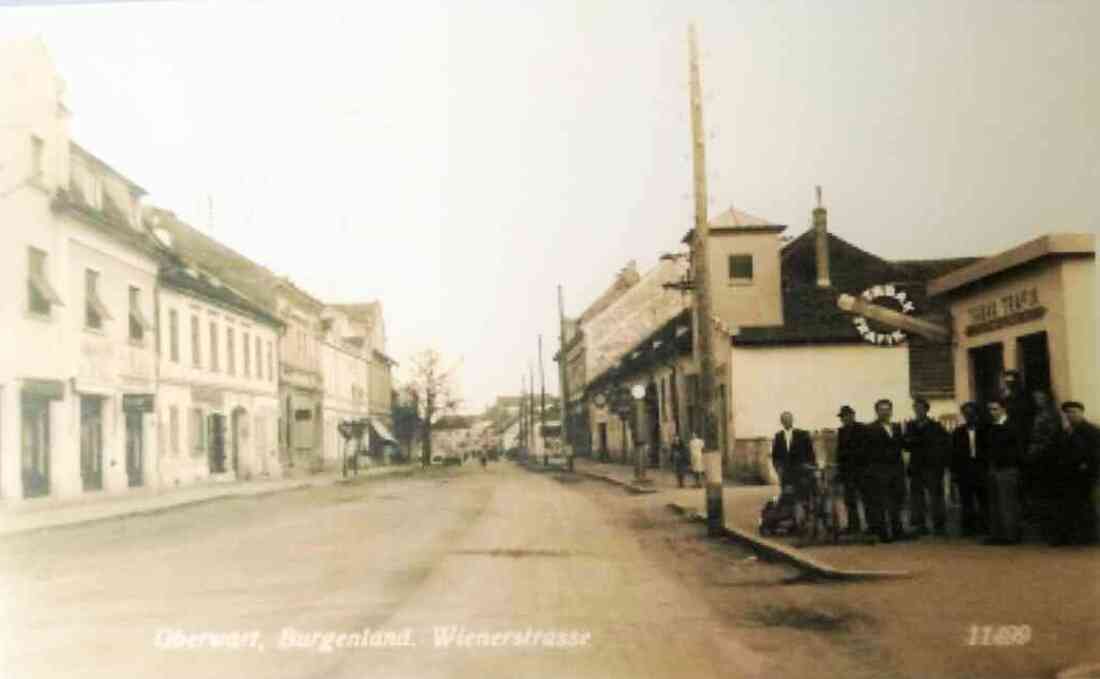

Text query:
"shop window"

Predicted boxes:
[[21, 393, 51, 498], [190, 408, 205, 456], [27, 247, 62, 316], [80, 396, 104, 492]]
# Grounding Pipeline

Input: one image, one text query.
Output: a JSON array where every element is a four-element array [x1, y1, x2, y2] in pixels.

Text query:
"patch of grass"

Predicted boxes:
[[744, 603, 873, 633]]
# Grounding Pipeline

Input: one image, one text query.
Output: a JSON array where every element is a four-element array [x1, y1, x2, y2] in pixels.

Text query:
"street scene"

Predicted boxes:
[[2, 1, 1099, 678]]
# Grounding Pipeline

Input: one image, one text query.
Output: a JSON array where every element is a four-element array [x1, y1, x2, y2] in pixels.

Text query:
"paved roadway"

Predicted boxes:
[[0, 463, 768, 679]]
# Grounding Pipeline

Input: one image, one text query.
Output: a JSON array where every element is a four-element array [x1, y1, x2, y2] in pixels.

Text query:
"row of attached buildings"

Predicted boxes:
[[0, 40, 398, 506], [557, 195, 1096, 482]]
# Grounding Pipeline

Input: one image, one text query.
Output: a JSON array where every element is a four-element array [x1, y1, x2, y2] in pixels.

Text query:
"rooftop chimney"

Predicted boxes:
[[813, 185, 831, 288]]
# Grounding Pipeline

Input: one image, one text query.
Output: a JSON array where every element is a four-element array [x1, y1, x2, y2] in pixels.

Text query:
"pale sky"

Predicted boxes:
[[3, 0, 1098, 412]]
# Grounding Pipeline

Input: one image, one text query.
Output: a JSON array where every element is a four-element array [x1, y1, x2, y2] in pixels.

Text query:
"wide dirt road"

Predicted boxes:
[[0, 463, 772, 679]]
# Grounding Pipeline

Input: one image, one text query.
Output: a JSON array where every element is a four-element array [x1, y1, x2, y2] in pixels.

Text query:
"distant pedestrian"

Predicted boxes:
[[1050, 402, 1100, 545], [671, 435, 689, 488], [950, 402, 989, 537], [864, 399, 908, 543], [689, 433, 705, 487], [904, 397, 950, 537], [835, 405, 869, 534], [985, 399, 1024, 544], [771, 412, 815, 488]]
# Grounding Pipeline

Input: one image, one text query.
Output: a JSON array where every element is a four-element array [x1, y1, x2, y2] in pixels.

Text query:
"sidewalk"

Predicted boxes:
[[0, 464, 412, 537], [571, 457, 1099, 579]]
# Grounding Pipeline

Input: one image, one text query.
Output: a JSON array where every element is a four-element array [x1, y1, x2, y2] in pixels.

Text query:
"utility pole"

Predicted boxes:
[[529, 361, 537, 459], [557, 285, 573, 471], [519, 375, 526, 459], [539, 334, 547, 466], [688, 24, 724, 537]]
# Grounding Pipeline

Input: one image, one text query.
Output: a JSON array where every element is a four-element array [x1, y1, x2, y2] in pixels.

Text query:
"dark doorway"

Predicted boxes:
[[21, 394, 51, 499], [208, 413, 227, 473], [1017, 332, 1052, 398], [80, 396, 104, 491], [969, 343, 1005, 405], [646, 381, 660, 467], [598, 422, 609, 460], [125, 410, 144, 487]]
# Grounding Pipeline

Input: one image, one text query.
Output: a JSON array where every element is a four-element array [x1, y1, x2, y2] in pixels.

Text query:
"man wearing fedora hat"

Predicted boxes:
[[836, 405, 870, 535]]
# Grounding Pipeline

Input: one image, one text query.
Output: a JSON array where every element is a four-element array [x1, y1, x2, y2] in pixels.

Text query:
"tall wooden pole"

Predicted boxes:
[[538, 334, 547, 435], [557, 285, 573, 470], [529, 361, 537, 459], [689, 24, 724, 536]]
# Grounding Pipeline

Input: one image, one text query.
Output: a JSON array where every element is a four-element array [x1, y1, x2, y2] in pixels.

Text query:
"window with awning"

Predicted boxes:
[[129, 286, 152, 342], [28, 247, 63, 315], [85, 269, 111, 329]]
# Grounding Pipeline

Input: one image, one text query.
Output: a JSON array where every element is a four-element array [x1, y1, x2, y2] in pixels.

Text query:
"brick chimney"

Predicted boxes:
[[813, 185, 831, 288]]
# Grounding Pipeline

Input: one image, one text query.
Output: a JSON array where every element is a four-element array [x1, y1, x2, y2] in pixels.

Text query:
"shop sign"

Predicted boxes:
[[853, 284, 915, 346], [965, 287, 1045, 337], [123, 393, 155, 412]]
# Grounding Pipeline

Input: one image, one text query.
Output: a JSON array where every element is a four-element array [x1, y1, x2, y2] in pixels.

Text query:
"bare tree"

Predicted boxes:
[[405, 349, 461, 466]]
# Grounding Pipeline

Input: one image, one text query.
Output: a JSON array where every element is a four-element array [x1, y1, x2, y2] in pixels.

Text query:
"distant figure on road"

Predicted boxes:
[[864, 399, 908, 543], [951, 402, 989, 537], [985, 399, 1024, 544], [770, 412, 814, 487], [688, 433, 705, 487], [671, 435, 688, 487], [904, 397, 950, 537], [835, 405, 869, 534], [1051, 401, 1100, 545]]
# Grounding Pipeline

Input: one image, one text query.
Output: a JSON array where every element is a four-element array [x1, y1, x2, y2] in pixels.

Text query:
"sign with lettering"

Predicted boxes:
[[965, 287, 1044, 337], [852, 284, 915, 346], [122, 393, 155, 412]]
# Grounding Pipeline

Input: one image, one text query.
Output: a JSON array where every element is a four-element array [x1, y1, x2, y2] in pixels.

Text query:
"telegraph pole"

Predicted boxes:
[[538, 334, 547, 465], [557, 285, 573, 471], [529, 361, 537, 459], [688, 24, 724, 536]]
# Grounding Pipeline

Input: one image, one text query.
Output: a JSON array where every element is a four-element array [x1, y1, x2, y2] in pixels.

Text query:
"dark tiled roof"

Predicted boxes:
[[159, 263, 283, 328], [51, 189, 161, 258], [586, 308, 692, 395], [732, 228, 974, 346]]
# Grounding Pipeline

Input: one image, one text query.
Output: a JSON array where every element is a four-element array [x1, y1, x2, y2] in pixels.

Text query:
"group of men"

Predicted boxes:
[[771, 375, 1100, 546]]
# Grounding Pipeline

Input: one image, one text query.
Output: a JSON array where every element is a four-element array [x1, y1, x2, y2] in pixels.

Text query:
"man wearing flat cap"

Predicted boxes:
[[836, 405, 869, 534], [1051, 401, 1100, 545]]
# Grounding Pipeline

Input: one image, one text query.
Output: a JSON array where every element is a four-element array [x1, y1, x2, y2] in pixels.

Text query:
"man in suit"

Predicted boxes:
[[986, 399, 1024, 544], [771, 412, 815, 488], [904, 397, 951, 536], [836, 405, 869, 534], [864, 399, 909, 543], [950, 401, 989, 537], [1052, 401, 1100, 545]]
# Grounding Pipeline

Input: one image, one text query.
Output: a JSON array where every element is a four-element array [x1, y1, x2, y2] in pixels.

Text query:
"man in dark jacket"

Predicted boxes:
[[1052, 402, 1100, 545], [771, 411, 815, 487], [836, 405, 869, 534], [864, 399, 908, 543], [985, 399, 1024, 544], [950, 402, 989, 537], [904, 397, 951, 536]]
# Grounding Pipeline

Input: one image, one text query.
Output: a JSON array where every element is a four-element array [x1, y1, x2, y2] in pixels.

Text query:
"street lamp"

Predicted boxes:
[[631, 383, 649, 483]]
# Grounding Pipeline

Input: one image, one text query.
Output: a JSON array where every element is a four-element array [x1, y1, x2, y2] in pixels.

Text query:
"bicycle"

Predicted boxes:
[[795, 464, 842, 545]]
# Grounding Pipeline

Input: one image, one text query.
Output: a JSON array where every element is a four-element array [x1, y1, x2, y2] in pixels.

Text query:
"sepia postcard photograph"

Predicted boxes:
[[0, 1, 1097, 677]]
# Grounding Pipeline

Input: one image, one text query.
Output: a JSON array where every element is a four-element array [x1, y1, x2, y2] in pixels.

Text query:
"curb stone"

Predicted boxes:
[[577, 470, 658, 495], [669, 501, 913, 582]]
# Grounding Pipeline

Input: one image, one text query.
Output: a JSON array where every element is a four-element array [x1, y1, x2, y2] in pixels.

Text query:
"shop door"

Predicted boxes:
[[209, 413, 227, 473], [80, 396, 104, 491], [969, 343, 1005, 405], [20, 394, 50, 499], [646, 382, 660, 466], [598, 423, 609, 458], [125, 410, 144, 487], [1017, 332, 1052, 396]]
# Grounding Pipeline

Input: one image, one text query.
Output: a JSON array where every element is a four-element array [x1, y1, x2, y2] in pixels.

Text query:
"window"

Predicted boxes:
[[728, 254, 753, 282], [191, 314, 202, 368], [190, 408, 205, 456], [85, 269, 111, 329], [209, 321, 220, 371], [169, 406, 180, 456], [27, 247, 62, 315], [168, 310, 180, 363], [243, 332, 251, 378], [268, 341, 274, 382], [31, 135, 44, 180], [255, 336, 263, 380], [129, 286, 152, 343], [226, 327, 236, 376]]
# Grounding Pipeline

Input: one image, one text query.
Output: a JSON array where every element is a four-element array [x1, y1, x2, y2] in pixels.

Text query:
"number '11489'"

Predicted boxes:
[[967, 625, 1031, 646]]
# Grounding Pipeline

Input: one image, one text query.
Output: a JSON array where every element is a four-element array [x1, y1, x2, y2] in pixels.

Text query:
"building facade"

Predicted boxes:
[[1, 40, 162, 503], [319, 307, 371, 469]]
